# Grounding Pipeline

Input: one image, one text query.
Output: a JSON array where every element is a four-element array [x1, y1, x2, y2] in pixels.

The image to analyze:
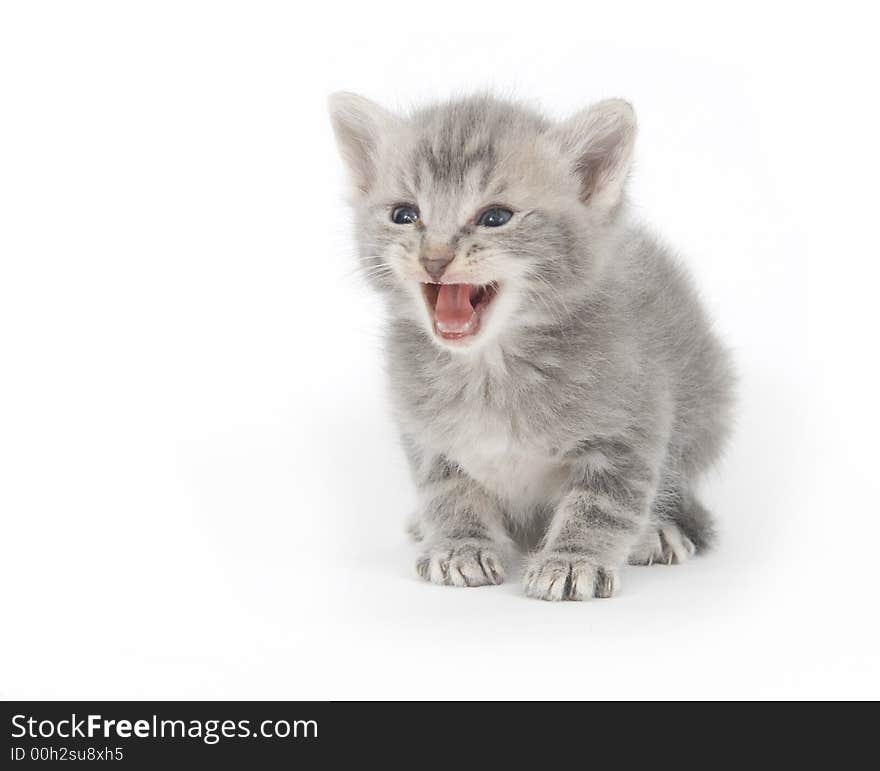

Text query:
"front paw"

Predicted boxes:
[[415, 540, 505, 587], [523, 552, 618, 601]]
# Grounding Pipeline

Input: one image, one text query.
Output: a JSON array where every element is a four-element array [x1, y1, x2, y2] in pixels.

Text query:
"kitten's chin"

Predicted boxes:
[[420, 281, 500, 349]]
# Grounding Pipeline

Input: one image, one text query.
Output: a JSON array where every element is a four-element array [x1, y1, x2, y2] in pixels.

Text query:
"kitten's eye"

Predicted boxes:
[[477, 207, 513, 227], [391, 205, 419, 225]]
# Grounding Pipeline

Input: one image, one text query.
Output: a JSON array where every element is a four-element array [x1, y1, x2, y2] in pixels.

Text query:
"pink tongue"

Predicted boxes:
[[435, 284, 476, 331]]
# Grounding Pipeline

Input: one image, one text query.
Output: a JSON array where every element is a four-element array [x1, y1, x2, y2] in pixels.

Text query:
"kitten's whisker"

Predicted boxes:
[[532, 273, 573, 321], [528, 275, 571, 333], [357, 265, 393, 279], [348, 259, 395, 283], [530, 285, 563, 329]]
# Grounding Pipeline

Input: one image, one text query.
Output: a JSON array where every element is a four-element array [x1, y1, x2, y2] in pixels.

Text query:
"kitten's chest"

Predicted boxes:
[[432, 400, 567, 513]]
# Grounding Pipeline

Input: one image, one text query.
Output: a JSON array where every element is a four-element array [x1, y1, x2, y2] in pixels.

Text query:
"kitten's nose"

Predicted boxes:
[[419, 245, 455, 280]]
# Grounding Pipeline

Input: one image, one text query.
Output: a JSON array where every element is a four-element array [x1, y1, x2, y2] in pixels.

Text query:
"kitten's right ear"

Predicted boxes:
[[328, 92, 399, 196]]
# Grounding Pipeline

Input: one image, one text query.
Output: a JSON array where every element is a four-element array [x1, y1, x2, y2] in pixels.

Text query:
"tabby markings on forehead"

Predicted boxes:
[[415, 138, 498, 189]]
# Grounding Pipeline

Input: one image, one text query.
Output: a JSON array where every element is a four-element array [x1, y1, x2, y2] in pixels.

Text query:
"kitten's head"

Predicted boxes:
[[328, 93, 636, 352]]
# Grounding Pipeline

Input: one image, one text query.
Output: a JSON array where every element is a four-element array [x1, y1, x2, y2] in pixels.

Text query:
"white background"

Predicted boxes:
[[1, 1, 878, 699]]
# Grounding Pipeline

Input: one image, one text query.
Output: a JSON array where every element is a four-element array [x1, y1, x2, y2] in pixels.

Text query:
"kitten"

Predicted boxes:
[[329, 93, 735, 600]]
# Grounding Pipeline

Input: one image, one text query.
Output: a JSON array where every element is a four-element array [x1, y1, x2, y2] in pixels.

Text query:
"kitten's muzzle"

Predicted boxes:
[[419, 245, 454, 280]]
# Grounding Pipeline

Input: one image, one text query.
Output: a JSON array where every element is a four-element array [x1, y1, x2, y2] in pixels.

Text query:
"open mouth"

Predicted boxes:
[[420, 282, 500, 341]]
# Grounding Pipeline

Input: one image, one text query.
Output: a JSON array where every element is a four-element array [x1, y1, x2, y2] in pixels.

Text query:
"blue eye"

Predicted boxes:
[[391, 205, 419, 225], [477, 207, 513, 227]]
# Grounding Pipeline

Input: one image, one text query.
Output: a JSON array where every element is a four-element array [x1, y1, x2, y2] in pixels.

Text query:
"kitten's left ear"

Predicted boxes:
[[547, 99, 637, 213], [328, 92, 400, 196]]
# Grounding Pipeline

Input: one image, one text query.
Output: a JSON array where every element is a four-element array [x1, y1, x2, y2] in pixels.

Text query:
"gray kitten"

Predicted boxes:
[[328, 92, 735, 601]]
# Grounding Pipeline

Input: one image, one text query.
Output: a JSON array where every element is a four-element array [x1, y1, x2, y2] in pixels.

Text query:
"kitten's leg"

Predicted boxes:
[[523, 442, 658, 601], [670, 489, 716, 553], [414, 456, 511, 587]]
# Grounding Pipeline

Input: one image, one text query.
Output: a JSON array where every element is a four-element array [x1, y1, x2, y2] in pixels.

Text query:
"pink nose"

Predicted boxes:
[[420, 246, 454, 280]]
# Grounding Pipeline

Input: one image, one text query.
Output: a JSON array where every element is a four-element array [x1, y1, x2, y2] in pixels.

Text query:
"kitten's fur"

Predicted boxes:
[[329, 93, 735, 600]]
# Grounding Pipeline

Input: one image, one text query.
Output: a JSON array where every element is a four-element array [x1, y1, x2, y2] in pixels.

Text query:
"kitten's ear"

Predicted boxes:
[[328, 92, 399, 195], [547, 99, 637, 212]]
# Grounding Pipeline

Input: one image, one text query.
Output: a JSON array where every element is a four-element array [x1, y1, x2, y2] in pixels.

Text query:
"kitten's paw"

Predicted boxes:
[[415, 540, 505, 587], [523, 553, 618, 601], [628, 524, 696, 566], [405, 517, 424, 542]]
